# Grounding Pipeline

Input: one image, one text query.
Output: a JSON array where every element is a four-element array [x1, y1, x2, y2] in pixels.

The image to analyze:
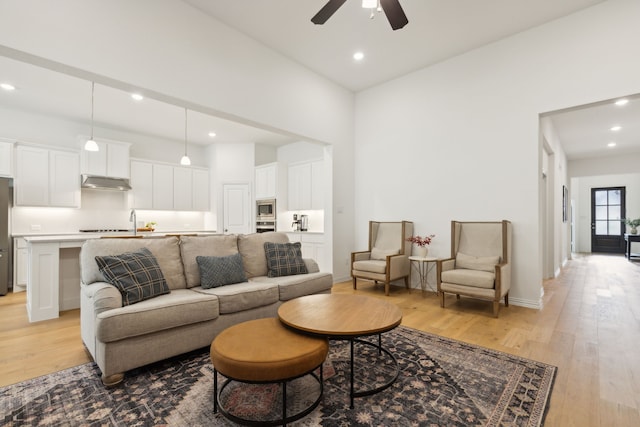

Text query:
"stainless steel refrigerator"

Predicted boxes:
[[0, 178, 10, 295]]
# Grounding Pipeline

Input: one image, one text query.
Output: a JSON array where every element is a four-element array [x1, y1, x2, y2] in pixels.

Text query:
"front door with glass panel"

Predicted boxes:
[[591, 186, 626, 253]]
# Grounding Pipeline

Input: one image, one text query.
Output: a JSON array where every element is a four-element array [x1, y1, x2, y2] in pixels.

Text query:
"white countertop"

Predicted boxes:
[[20, 230, 218, 243]]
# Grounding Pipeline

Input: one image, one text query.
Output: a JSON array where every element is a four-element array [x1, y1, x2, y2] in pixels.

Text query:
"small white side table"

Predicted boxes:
[[409, 256, 438, 293]]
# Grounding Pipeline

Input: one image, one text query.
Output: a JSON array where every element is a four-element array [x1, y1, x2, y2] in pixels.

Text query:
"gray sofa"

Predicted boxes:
[[79, 232, 333, 385]]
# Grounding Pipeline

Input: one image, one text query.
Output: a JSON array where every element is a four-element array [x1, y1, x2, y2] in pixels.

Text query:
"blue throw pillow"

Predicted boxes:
[[264, 242, 308, 278], [95, 247, 170, 306], [196, 253, 247, 289]]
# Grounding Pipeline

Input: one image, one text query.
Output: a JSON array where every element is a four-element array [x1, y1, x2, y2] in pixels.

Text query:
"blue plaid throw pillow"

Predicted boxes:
[[196, 253, 247, 289], [264, 242, 308, 278], [95, 247, 170, 306]]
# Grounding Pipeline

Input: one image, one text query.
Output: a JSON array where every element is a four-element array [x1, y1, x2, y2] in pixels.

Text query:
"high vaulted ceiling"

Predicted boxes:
[[2, 0, 639, 159]]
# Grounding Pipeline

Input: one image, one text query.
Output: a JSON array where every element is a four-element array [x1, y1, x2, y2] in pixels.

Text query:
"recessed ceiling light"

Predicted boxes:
[[610, 125, 622, 131], [607, 142, 617, 147], [208, 132, 217, 138], [615, 98, 629, 106], [131, 93, 144, 101], [0, 83, 16, 91], [353, 51, 364, 61]]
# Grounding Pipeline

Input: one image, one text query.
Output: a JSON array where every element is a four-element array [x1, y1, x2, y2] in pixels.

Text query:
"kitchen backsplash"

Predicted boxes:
[[11, 190, 212, 235]]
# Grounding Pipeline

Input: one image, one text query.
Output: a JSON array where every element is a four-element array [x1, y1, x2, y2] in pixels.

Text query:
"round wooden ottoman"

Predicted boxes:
[[210, 318, 329, 426]]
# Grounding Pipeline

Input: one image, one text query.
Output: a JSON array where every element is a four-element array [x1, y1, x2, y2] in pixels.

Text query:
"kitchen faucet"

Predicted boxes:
[[129, 209, 137, 236]]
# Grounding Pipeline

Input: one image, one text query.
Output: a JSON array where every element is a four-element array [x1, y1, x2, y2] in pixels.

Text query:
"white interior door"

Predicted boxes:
[[223, 183, 251, 234]]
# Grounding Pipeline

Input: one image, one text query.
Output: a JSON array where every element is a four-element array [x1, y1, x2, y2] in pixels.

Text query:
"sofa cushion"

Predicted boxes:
[[197, 253, 247, 289], [237, 232, 290, 278], [455, 252, 500, 273], [180, 235, 239, 288], [95, 248, 170, 306], [370, 247, 399, 260], [95, 289, 219, 342], [191, 281, 279, 314], [81, 237, 186, 290], [250, 271, 333, 301], [352, 259, 387, 274], [264, 242, 308, 277], [441, 269, 496, 289]]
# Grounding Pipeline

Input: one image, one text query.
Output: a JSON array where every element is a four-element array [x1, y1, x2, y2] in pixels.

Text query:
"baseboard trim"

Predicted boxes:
[[509, 297, 541, 310]]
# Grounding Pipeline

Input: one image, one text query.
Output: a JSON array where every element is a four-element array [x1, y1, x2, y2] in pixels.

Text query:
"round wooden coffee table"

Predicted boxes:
[[278, 294, 402, 408]]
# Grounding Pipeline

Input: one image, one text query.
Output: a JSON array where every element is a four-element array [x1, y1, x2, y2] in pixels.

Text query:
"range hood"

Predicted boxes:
[[81, 174, 132, 191]]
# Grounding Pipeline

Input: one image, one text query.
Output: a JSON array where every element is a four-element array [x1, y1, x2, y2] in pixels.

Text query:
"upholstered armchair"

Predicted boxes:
[[436, 220, 512, 317], [351, 221, 413, 296]]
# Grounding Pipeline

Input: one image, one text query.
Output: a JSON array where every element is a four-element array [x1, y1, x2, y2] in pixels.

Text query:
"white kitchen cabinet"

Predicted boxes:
[[288, 160, 325, 211], [288, 162, 312, 210], [13, 237, 27, 292], [152, 164, 174, 210], [130, 160, 153, 209], [81, 139, 130, 178], [255, 163, 277, 199], [131, 159, 209, 211], [15, 145, 49, 206], [192, 168, 210, 211], [173, 166, 193, 210], [0, 140, 14, 177], [49, 150, 81, 207], [15, 145, 80, 207]]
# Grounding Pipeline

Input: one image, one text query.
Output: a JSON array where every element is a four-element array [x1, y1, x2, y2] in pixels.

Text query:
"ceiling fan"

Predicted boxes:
[[312, 0, 409, 30]]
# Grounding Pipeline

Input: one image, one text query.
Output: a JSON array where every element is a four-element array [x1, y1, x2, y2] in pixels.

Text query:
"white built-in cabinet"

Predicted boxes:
[[255, 162, 277, 199], [15, 145, 80, 207], [288, 159, 324, 210], [80, 139, 130, 178], [0, 139, 14, 177], [130, 159, 209, 211], [287, 232, 326, 272]]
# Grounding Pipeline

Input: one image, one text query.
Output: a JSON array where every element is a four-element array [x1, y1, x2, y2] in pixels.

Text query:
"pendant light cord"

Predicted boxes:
[[90, 81, 95, 140], [184, 107, 187, 155]]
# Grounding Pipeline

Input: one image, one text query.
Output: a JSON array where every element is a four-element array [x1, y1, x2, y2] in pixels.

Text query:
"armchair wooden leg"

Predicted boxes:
[[404, 276, 410, 291], [384, 282, 390, 296], [439, 291, 445, 308], [456, 294, 460, 300], [353, 277, 357, 290], [504, 293, 509, 307], [493, 301, 500, 317]]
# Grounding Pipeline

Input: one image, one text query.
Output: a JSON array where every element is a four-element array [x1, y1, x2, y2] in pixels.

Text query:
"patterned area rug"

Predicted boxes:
[[0, 326, 556, 426]]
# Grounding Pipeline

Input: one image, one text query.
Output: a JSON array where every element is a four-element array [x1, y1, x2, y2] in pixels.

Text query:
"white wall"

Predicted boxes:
[[0, 0, 355, 281], [540, 116, 570, 277], [354, 0, 640, 307]]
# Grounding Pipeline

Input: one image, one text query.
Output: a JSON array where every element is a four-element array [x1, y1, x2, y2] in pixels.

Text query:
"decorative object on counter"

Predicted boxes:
[[144, 221, 157, 232], [623, 217, 640, 235], [84, 81, 99, 152], [406, 234, 435, 257]]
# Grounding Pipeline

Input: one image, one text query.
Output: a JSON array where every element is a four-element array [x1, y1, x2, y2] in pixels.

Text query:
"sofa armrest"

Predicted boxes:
[[81, 281, 123, 315], [303, 258, 320, 273]]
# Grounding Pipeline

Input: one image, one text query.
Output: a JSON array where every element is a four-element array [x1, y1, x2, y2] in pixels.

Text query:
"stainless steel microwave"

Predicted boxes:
[[256, 198, 276, 220]]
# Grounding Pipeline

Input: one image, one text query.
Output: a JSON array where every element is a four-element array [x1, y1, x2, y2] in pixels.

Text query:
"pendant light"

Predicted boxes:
[[180, 108, 191, 165], [84, 81, 99, 152]]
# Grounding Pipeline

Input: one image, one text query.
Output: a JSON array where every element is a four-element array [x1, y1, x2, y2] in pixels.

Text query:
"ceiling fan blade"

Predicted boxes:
[[380, 0, 409, 30], [311, 0, 348, 25]]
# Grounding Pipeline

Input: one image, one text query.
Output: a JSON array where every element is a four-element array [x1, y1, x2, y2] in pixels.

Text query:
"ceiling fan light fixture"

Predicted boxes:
[[181, 108, 191, 166], [85, 81, 100, 152]]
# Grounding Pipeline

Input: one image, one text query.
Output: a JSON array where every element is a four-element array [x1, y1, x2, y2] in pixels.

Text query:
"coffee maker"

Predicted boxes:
[[300, 215, 308, 231], [292, 214, 301, 231]]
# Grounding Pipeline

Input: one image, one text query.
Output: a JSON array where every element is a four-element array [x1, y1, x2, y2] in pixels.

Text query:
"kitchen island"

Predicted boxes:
[[22, 231, 216, 322]]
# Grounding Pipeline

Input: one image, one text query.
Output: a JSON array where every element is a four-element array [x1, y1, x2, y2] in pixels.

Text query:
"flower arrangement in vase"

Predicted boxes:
[[624, 218, 640, 235], [406, 234, 435, 257]]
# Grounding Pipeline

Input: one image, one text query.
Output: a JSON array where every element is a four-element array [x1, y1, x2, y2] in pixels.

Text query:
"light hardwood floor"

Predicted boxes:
[[1, 253, 638, 426]]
